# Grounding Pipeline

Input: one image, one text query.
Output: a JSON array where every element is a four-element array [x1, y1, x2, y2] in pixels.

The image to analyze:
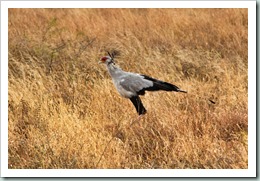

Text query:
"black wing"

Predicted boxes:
[[137, 75, 187, 95], [129, 96, 147, 115]]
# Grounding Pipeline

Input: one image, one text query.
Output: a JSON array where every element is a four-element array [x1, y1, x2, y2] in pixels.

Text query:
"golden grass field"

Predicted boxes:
[[8, 8, 248, 169]]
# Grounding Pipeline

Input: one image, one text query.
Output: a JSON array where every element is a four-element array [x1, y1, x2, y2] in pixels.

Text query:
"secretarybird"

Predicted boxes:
[[99, 52, 187, 115]]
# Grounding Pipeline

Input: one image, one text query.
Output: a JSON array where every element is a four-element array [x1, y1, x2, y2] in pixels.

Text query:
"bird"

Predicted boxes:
[[99, 52, 187, 115]]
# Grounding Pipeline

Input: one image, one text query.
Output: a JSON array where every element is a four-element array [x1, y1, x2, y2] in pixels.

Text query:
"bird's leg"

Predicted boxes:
[[115, 114, 145, 142], [129, 114, 144, 127]]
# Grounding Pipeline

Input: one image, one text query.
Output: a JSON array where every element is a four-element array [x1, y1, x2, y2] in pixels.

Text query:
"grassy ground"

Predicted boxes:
[[8, 8, 248, 169]]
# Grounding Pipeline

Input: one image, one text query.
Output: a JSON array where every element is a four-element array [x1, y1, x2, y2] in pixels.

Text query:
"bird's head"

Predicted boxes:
[[99, 52, 115, 65], [99, 56, 113, 64]]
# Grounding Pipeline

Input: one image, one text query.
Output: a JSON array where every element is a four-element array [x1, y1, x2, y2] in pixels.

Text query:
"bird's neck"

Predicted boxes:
[[106, 63, 123, 77]]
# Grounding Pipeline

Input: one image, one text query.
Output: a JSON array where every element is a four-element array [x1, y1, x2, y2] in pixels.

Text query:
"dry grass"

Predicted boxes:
[[8, 8, 248, 169]]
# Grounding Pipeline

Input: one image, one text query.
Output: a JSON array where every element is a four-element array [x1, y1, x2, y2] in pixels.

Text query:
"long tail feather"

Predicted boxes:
[[141, 75, 187, 93]]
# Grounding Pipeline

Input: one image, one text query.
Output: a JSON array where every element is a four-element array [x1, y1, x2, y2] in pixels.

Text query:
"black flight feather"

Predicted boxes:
[[137, 75, 187, 95]]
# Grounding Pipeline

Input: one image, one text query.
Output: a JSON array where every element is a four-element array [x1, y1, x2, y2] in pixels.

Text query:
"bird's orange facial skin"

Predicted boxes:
[[100, 56, 107, 63]]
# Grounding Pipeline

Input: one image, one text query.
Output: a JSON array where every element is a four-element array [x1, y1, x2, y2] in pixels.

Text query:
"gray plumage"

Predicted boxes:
[[99, 54, 187, 115]]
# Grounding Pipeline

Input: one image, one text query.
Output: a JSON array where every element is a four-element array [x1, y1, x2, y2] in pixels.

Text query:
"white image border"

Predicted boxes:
[[1, 0, 256, 177]]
